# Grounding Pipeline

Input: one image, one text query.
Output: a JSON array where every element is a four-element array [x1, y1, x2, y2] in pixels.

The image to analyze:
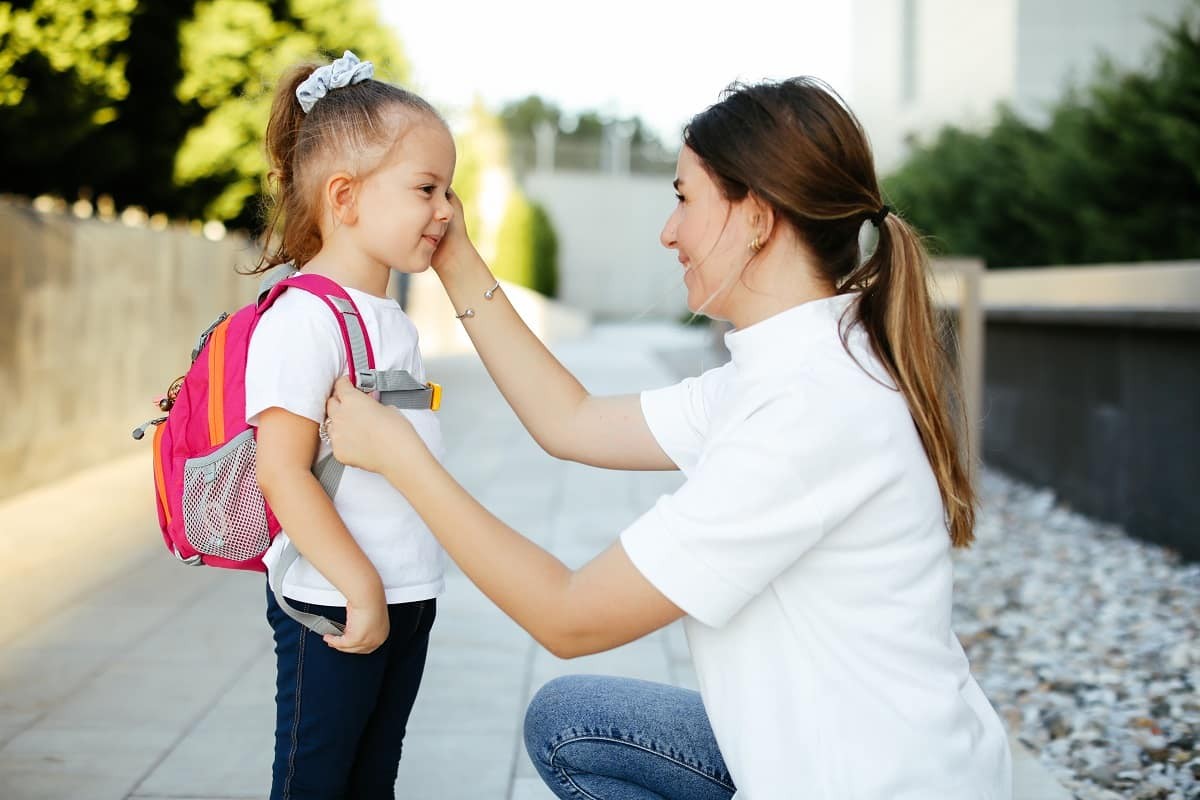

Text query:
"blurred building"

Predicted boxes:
[[851, 0, 1192, 173]]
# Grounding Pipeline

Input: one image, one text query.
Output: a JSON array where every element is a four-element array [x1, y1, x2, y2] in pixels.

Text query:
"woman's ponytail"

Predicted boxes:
[[855, 215, 976, 547]]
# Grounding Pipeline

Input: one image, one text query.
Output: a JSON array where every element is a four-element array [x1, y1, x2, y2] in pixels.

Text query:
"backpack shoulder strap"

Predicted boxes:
[[256, 263, 298, 305], [259, 272, 376, 382]]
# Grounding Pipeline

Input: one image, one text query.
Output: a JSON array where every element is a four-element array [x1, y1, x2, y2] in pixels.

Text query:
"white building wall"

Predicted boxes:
[[1013, 0, 1189, 122], [852, 0, 1017, 172], [521, 170, 688, 320], [851, 0, 1191, 174]]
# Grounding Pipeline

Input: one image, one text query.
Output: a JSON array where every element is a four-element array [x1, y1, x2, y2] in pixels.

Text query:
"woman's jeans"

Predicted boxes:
[[265, 585, 436, 800], [524, 675, 737, 800]]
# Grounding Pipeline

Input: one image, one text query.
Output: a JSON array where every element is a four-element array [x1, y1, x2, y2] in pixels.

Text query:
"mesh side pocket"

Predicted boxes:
[[181, 429, 270, 562]]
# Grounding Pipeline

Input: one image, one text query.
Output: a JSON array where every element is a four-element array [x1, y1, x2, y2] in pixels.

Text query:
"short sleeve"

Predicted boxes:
[[621, 398, 829, 628], [245, 292, 346, 426], [640, 362, 734, 474]]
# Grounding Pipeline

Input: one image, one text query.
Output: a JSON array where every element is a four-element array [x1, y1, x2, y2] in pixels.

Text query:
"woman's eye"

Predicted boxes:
[[674, 193, 685, 204]]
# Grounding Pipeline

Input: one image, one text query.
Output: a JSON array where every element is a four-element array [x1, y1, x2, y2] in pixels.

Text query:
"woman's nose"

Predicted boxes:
[[660, 222, 676, 250]]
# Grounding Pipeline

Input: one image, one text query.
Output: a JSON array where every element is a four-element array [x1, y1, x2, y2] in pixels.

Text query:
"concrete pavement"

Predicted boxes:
[[0, 322, 1067, 799]]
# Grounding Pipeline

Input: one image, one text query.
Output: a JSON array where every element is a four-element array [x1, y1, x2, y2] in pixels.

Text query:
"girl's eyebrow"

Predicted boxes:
[[416, 171, 447, 182]]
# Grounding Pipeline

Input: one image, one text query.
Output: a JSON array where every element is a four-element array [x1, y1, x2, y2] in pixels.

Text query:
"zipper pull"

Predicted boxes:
[[131, 416, 168, 440]]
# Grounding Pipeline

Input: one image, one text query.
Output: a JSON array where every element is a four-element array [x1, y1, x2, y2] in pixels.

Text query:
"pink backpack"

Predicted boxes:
[[133, 271, 441, 633]]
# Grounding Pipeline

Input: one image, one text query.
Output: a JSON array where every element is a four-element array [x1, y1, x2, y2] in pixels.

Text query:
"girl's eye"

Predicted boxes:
[[420, 185, 436, 195]]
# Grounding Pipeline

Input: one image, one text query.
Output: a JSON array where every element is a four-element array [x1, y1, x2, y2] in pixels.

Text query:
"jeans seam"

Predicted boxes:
[[549, 732, 736, 793], [282, 619, 306, 800]]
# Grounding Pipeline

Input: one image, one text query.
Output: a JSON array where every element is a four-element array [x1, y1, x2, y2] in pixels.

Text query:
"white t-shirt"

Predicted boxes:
[[621, 293, 1012, 800], [245, 281, 446, 606]]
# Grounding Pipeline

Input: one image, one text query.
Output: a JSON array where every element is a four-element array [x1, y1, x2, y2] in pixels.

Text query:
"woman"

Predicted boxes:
[[324, 77, 1012, 799]]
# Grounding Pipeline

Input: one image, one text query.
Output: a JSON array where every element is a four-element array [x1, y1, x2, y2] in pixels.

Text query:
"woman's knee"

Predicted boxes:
[[524, 675, 583, 764]]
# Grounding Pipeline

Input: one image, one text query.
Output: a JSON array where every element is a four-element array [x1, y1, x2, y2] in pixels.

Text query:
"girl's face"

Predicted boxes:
[[352, 118, 457, 273], [659, 145, 752, 319]]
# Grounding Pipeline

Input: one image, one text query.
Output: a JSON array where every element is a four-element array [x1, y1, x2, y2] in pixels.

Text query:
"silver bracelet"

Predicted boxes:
[[454, 280, 501, 320]]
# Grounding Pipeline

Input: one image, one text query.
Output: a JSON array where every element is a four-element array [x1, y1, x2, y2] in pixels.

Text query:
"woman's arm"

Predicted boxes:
[[432, 202, 676, 472], [255, 407, 390, 654], [325, 381, 685, 657]]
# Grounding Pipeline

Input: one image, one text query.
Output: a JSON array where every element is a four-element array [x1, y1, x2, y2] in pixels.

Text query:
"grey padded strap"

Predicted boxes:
[[379, 387, 436, 409], [270, 541, 346, 636], [257, 264, 298, 303], [313, 452, 344, 499], [328, 296, 371, 378], [309, 374, 434, 497], [359, 369, 437, 410]]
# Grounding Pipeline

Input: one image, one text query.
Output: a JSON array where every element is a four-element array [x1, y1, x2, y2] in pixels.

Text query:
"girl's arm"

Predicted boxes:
[[325, 380, 685, 657], [255, 407, 389, 654], [432, 205, 676, 472]]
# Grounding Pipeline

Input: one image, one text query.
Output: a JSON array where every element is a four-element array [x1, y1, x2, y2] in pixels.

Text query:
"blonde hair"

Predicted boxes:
[[255, 61, 443, 272]]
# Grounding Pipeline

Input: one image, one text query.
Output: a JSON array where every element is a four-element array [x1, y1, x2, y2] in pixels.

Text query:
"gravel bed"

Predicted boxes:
[[954, 470, 1200, 800]]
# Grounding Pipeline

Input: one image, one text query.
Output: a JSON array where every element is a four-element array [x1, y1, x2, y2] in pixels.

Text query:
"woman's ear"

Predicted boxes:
[[746, 192, 777, 243], [326, 173, 359, 227]]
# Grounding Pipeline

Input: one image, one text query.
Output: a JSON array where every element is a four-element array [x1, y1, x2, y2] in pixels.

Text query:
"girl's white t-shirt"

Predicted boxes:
[[621, 293, 1012, 800], [244, 282, 446, 606]]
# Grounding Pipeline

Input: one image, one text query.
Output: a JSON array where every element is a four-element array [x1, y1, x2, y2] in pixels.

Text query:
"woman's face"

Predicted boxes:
[[660, 145, 750, 319]]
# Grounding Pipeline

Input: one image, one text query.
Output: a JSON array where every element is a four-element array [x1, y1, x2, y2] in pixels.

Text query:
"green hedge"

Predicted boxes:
[[884, 5, 1200, 268], [491, 193, 559, 297]]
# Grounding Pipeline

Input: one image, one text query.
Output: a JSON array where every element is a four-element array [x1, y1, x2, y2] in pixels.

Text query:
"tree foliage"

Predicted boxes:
[[500, 94, 662, 146], [884, 5, 1200, 268], [0, 0, 407, 227], [492, 194, 559, 297]]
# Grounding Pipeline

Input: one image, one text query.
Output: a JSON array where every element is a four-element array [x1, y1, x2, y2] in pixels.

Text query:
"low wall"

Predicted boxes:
[[983, 313, 1198, 558], [0, 201, 259, 499], [0, 199, 589, 500], [936, 260, 1200, 560]]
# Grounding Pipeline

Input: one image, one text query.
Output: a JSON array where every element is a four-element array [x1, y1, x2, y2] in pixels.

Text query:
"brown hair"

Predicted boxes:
[[255, 60, 443, 272], [685, 77, 975, 548]]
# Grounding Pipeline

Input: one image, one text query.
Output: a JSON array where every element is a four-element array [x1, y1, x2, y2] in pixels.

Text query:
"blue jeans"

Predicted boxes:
[[524, 675, 737, 800], [265, 585, 435, 800]]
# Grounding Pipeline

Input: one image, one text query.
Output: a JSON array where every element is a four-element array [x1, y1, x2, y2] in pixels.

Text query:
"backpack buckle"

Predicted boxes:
[[355, 370, 377, 392]]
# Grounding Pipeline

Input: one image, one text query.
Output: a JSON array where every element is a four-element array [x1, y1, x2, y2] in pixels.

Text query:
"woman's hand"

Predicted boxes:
[[325, 377, 432, 478], [323, 596, 389, 654], [430, 188, 478, 275]]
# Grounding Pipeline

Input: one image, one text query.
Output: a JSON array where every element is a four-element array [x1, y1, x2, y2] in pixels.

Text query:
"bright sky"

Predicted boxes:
[[378, 0, 853, 143]]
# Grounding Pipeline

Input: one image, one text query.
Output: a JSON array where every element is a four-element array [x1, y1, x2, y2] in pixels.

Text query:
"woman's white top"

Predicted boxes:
[[621, 293, 1011, 800], [245, 284, 446, 606]]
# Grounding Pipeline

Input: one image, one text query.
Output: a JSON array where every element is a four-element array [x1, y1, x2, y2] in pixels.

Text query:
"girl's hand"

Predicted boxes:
[[430, 188, 478, 275], [325, 377, 431, 478], [323, 597, 389, 654]]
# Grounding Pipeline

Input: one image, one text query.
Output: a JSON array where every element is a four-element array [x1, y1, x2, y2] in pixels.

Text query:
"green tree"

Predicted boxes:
[[500, 94, 664, 147], [885, 4, 1200, 267], [0, 0, 140, 199], [492, 194, 559, 297], [174, 0, 408, 225], [0, 0, 409, 227]]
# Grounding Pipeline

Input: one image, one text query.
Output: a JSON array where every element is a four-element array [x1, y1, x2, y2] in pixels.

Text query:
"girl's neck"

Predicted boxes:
[[302, 242, 391, 298]]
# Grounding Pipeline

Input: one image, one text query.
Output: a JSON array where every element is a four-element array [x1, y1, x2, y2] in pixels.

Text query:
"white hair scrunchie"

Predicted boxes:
[[296, 50, 375, 114]]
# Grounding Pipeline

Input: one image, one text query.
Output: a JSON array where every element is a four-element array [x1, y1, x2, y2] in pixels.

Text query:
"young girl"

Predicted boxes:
[[244, 51, 455, 799]]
